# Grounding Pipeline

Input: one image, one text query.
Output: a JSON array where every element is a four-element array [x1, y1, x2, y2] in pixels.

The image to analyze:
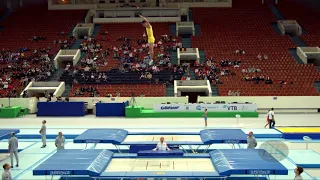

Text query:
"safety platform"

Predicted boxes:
[[73, 129, 248, 153], [32, 149, 288, 178], [286, 150, 320, 168], [276, 127, 320, 139], [14, 128, 282, 139]]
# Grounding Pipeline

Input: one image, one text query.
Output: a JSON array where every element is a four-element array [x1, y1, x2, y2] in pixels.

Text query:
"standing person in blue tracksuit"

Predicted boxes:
[[203, 109, 208, 127], [39, 120, 47, 148], [55, 132, 65, 150], [8, 133, 19, 168], [247, 131, 257, 149]]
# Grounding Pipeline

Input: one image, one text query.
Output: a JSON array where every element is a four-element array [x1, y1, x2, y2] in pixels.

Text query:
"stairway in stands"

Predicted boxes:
[[199, 50, 206, 63], [194, 24, 201, 36], [269, 4, 285, 20], [71, 39, 82, 49], [182, 37, 192, 48], [288, 48, 304, 64], [290, 36, 307, 47], [169, 24, 176, 36], [166, 84, 174, 96], [0, 9, 11, 23], [92, 24, 101, 37], [211, 85, 219, 96], [62, 84, 73, 97], [271, 22, 282, 35], [170, 50, 178, 65], [313, 81, 320, 93], [183, 67, 196, 80]]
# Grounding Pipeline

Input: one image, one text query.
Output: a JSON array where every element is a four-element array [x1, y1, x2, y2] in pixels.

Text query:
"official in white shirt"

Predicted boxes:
[[39, 120, 47, 148], [2, 163, 12, 180], [55, 132, 65, 150], [268, 108, 275, 129], [294, 166, 304, 180], [153, 137, 170, 151], [8, 133, 19, 168]]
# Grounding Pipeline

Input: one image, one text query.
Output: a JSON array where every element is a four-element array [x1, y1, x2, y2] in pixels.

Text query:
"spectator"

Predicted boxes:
[[228, 90, 235, 96], [264, 54, 268, 60], [257, 54, 262, 60], [234, 90, 240, 96], [265, 77, 273, 84]]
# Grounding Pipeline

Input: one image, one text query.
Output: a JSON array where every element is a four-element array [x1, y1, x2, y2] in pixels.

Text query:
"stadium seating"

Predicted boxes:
[[70, 84, 166, 97], [0, 6, 86, 97], [276, 0, 320, 47], [69, 22, 181, 97], [191, 1, 320, 96], [0, 6, 86, 52]]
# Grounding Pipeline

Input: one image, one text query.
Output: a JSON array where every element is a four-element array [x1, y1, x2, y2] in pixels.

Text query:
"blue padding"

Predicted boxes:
[[128, 132, 200, 135], [0, 149, 22, 153], [137, 150, 184, 156], [210, 149, 288, 176], [16, 134, 78, 139], [33, 149, 113, 176], [73, 129, 128, 144], [37, 102, 85, 116], [99, 171, 220, 178], [282, 133, 320, 140], [112, 153, 211, 158], [96, 102, 126, 117], [200, 129, 247, 144], [129, 144, 181, 153], [0, 129, 20, 140], [129, 145, 155, 153]]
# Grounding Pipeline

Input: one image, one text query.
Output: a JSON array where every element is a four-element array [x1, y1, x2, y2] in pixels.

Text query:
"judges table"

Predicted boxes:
[[137, 150, 184, 156], [0, 106, 21, 118]]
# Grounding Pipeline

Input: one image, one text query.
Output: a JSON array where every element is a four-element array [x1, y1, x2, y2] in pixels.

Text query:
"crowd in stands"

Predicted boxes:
[[65, 32, 183, 91], [0, 47, 55, 97]]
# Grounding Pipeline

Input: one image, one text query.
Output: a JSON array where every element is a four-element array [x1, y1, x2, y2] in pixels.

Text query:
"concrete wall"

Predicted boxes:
[[4, 96, 319, 114]]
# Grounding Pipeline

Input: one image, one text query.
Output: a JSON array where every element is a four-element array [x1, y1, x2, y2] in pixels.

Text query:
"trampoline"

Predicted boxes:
[[0, 129, 20, 140], [33, 149, 288, 178], [73, 129, 248, 153]]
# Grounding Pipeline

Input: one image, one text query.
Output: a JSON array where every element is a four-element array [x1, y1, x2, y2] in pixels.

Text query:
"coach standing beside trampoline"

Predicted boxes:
[[247, 131, 257, 149], [55, 132, 65, 150], [39, 120, 47, 148], [8, 133, 19, 168]]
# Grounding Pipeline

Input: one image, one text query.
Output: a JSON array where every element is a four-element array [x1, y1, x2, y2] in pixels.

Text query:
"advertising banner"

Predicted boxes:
[[153, 103, 257, 112]]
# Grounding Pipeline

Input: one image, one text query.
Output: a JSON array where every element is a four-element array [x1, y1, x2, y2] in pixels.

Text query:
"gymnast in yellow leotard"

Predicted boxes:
[[140, 15, 155, 60]]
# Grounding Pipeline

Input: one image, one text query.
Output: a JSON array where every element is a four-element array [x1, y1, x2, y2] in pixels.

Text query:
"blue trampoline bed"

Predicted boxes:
[[73, 129, 248, 153]]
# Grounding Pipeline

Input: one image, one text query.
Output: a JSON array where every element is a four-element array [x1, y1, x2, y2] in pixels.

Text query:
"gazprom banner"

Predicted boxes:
[[153, 103, 257, 112]]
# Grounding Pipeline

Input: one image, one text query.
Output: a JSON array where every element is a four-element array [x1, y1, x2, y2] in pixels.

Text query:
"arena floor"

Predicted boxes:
[[0, 114, 320, 179]]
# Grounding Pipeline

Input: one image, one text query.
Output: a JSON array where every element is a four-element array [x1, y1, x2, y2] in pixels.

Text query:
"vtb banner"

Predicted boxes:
[[153, 103, 257, 112]]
